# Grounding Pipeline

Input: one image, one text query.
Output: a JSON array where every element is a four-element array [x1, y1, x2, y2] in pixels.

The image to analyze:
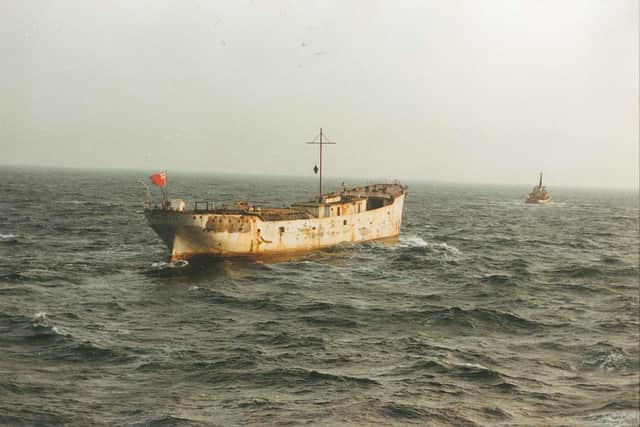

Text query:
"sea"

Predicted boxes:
[[0, 166, 638, 426]]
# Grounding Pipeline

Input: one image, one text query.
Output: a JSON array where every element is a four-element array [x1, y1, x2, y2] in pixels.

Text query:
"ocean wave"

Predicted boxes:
[[609, 266, 640, 277], [450, 362, 504, 383], [53, 341, 134, 363], [385, 356, 515, 391], [131, 415, 204, 427], [10, 311, 134, 365], [136, 348, 265, 375], [0, 410, 69, 426], [191, 366, 379, 388], [0, 233, 20, 245], [236, 398, 279, 409], [419, 307, 543, 333], [190, 354, 260, 372], [596, 319, 636, 332], [601, 254, 624, 264], [0, 285, 35, 296], [143, 260, 190, 276], [30, 311, 69, 335], [80, 301, 126, 312], [242, 331, 325, 349], [559, 283, 607, 295], [301, 315, 362, 328], [186, 288, 295, 313], [551, 265, 603, 278], [580, 343, 628, 371], [54, 200, 88, 204], [481, 273, 518, 286], [32, 311, 50, 324], [27, 323, 69, 340], [479, 406, 513, 420], [0, 270, 76, 285], [255, 367, 380, 387], [380, 401, 478, 425], [567, 239, 602, 249], [398, 235, 461, 254], [399, 235, 429, 248], [580, 410, 640, 427]]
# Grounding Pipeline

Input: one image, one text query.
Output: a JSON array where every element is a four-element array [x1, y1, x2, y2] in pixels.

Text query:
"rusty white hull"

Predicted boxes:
[[145, 184, 406, 260]]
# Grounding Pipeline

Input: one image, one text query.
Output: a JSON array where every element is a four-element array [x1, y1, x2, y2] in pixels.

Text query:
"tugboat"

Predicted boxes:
[[526, 172, 551, 204], [143, 129, 407, 260]]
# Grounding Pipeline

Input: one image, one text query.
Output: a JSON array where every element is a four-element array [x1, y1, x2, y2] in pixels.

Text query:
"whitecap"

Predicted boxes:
[[399, 235, 429, 248], [54, 200, 87, 204], [432, 242, 460, 254], [459, 362, 490, 370], [398, 235, 461, 255], [51, 326, 66, 336], [599, 351, 625, 370], [151, 260, 189, 270], [0, 233, 17, 240], [581, 411, 639, 426], [32, 311, 50, 322]]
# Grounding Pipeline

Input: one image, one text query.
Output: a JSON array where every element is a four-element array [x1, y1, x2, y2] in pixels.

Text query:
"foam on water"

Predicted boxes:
[[399, 235, 429, 247], [398, 235, 460, 254], [0, 233, 17, 239], [31, 311, 50, 323]]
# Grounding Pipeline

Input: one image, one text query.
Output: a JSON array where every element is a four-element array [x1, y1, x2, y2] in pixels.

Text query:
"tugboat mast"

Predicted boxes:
[[306, 128, 336, 201]]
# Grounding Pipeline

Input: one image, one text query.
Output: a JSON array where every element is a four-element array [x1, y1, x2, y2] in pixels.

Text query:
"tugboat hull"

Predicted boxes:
[[526, 198, 551, 204]]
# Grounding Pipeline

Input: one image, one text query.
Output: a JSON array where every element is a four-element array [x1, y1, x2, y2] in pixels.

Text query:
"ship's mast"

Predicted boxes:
[[539, 171, 543, 187], [162, 170, 168, 205], [306, 128, 336, 202]]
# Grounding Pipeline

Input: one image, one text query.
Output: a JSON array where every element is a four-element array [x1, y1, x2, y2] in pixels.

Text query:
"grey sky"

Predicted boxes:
[[1, 0, 638, 189]]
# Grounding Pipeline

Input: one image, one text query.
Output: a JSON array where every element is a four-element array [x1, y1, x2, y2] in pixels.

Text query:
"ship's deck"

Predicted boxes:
[[148, 183, 407, 222]]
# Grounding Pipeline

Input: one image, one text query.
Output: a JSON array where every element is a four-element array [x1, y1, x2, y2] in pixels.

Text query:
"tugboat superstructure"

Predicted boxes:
[[526, 172, 551, 204]]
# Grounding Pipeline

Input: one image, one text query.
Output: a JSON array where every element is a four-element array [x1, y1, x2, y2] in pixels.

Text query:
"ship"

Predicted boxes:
[[526, 172, 551, 204], [144, 129, 407, 260]]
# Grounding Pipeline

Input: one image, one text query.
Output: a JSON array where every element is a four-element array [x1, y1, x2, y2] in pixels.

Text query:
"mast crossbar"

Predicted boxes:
[[304, 128, 337, 201]]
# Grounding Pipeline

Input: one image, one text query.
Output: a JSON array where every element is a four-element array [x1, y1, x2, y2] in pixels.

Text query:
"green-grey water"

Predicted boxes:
[[1, 167, 638, 426]]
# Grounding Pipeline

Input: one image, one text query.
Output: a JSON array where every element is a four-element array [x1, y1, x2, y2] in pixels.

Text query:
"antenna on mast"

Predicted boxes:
[[305, 128, 336, 202]]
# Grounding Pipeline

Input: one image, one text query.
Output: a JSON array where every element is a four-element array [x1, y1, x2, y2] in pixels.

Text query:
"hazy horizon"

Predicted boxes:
[[2, 0, 638, 189], [3, 162, 639, 194]]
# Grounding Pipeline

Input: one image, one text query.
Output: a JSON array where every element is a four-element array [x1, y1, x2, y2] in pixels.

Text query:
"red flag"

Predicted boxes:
[[149, 171, 167, 187]]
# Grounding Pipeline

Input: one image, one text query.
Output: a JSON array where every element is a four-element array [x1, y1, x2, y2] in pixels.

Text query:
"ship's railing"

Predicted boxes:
[[257, 209, 314, 221], [194, 201, 216, 212]]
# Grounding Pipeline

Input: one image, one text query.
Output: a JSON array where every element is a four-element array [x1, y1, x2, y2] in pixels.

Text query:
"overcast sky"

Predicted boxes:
[[1, 0, 638, 188]]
